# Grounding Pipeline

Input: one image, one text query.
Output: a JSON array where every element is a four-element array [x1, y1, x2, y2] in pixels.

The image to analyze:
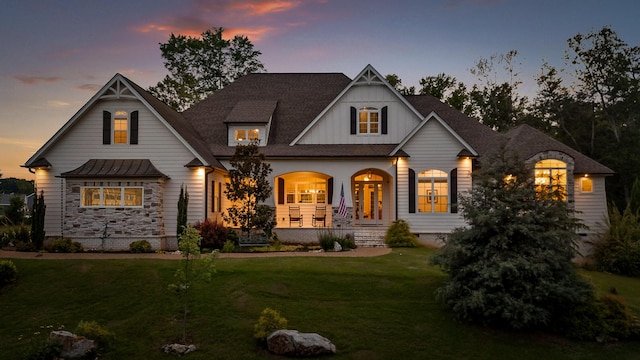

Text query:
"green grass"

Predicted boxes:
[[1, 247, 639, 359]]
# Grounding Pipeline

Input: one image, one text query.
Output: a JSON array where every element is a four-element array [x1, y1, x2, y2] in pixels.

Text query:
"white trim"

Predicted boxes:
[[391, 111, 478, 157], [289, 64, 424, 145], [25, 74, 209, 167]]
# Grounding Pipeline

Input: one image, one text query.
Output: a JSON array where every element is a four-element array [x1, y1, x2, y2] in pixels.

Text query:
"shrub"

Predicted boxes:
[[556, 293, 636, 341], [592, 206, 640, 277], [318, 229, 339, 251], [75, 320, 114, 350], [0, 260, 17, 286], [45, 238, 83, 253], [338, 233, 357, 250], [222, 240, 236, 253], [195, 218, 228, 250], [1, 224, 31, 248], [254, 308, 288, 341], [129, 240, 152, 253], [384, 219, 418, 247]]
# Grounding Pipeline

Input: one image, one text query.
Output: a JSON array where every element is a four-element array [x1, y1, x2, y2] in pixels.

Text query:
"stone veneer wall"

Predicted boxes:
[[63, 179, 166, 251]]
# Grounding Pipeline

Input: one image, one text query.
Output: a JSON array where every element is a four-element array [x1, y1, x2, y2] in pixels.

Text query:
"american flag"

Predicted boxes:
[[338, 183, 348, 218]]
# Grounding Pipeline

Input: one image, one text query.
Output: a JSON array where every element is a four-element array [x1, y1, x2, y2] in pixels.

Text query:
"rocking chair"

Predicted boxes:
[[289, 206, 303, 227], [312, 206, 326, 227]]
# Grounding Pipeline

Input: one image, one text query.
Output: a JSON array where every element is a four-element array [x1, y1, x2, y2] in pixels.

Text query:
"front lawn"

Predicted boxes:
[[1, 247, 639, 359]]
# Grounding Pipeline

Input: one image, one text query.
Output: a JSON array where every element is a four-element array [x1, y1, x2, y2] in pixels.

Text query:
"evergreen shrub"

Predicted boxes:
[[75, 320, 115, 350], [129, 240, 152, 253], [45, 238, 83, 253], [384, 219, 418, 247], [254, 308, 288, 341]]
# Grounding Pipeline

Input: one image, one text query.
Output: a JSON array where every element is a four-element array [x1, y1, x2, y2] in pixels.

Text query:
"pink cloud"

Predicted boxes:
[[229, 0, 301, 15], [14, 76, 62, 85], [75, 83, 102, 92]]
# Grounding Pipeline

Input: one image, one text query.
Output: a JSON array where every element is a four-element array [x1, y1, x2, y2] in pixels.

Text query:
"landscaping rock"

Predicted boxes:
[[267, 329, 336, 357], [48, 330, 96, 359], [162, 343, 197, 355], [333, 241, 342, 252]]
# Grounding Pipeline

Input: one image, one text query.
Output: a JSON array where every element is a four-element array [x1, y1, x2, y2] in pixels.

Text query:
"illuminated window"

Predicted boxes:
[[581, 177, 593, 193], [285, 176, 327, 204], [535, 159, 567, 200], [114, 111, 128, 144], [234, 128, 260, 143], [418, 169, 448, 213], [358, 107, 379, 134], [81, 186, 143, 207]]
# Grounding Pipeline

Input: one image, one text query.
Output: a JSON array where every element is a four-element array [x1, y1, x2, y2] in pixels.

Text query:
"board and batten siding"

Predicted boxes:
[[296, 84, 421, 145], [396, 118, 471, 233], [574, 176, 608, 235], [34, 98, 205, 239]]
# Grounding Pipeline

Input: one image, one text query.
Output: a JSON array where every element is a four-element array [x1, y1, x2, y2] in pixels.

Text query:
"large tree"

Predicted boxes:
[[149, 27, 265, 112], [431, 147, 592, 330]]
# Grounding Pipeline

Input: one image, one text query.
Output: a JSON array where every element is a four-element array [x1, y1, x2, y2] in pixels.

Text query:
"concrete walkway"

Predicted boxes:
[[0, 247, 391, 260]]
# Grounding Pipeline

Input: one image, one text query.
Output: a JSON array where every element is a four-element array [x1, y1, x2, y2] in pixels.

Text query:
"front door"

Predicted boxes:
[[354, 173, 383, 225]]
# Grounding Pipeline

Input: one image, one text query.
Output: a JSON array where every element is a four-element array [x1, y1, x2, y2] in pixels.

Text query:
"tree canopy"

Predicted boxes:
[[149, 27, 265, 112]]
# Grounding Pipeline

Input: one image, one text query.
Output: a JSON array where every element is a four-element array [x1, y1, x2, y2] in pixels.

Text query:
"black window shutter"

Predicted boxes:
[[381, 106, 388, 134], [130, 111, 139, 144], [409, 168, 416, 213], [450, 168, 458, 213], [327, 177, 334, 204], [103, 111, 111, 144], [350, 106, 357, 134], [278, 178, 285, 204]]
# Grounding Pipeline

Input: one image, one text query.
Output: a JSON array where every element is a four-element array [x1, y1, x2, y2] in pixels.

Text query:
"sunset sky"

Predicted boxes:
[[1, 0, 638, 180]]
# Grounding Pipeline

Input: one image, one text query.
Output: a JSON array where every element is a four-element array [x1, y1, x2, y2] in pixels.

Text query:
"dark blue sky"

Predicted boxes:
[[1, 0, 638, 178]]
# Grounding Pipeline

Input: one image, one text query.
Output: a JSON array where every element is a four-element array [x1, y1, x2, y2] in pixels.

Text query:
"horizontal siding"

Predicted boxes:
[[297, 84, 421, 144], [36, 98, 205, 238], [574, 176, 608, 235], [397, 119, 470, 233]]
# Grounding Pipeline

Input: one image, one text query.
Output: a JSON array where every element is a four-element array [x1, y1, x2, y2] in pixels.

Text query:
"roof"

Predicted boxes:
[[60, 159, 169, 179], [224, 100, 278, 123], [182, 69, 612, 173], [184, 73, 352, 147], [24, 74, 224, 171], [504, 124, 614, 174]]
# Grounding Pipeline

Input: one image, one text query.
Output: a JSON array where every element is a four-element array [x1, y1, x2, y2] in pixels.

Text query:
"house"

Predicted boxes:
[[0, 193, 34, 218], [23, 65, 612, 251]]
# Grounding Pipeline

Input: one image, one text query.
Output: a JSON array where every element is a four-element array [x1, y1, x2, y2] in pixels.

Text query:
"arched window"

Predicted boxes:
[[358, 107, 379, 134], [535, 159, 567, 200], [418, 169, 448, 213]]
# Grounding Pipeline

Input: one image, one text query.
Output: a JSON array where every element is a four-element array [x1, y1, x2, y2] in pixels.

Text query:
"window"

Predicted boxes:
[[535, 159, 567, 200], [285, 176, 327, 204], [418, 169, 448, 213], [581, 177, 593, 193], [358, 107, 379, 134], [114, 111, 128, 144], [81, 186, 143, 207], [234, 128, 260, 143]]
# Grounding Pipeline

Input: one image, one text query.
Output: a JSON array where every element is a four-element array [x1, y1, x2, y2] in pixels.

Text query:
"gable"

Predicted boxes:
[[291, 64, 424, 146], [294, 82, 422, 145], [400, 116, 469, 167], [24, 74, 222, 170]]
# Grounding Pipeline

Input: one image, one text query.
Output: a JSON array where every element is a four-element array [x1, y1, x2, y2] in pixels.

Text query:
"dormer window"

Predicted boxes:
[[235, 128, 260, 142]]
